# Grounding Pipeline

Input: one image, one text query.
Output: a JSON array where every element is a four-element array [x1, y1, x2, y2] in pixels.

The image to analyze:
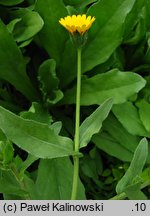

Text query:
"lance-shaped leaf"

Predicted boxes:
[[116, 138, 148, 194], [113, 101, 150, 137], [0, 19, 38, 101], [0, 106, 75, 159], [102, 113, 140, 153], [63, 69, 146, 105], [80, 98, 113, 148], [92, 132, 133, 162], [136, 99, 150, 132], [82, 0, 137, 72]]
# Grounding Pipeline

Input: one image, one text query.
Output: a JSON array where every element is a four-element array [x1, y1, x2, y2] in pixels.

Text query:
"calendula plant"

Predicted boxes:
[[0, 0, 150, 200], [59, 14, 96, 199]]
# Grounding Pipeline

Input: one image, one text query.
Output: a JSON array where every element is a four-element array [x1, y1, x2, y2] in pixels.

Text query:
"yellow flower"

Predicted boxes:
[[59, 14, 95, 35]]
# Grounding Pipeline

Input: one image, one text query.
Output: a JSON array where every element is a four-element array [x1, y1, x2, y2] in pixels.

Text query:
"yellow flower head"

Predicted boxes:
[[59, 14, 95, 35]]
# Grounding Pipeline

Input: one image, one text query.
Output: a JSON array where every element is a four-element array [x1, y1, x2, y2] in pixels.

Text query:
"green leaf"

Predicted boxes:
[[7, 18, 21, 33], [145, 34, 150, 63], [123, 0, 145, 42], [3, 194, 23, 200], [113, 102, 150, 137], [83, 0, 136, 72], [145, 0, 150, 30], [116, 138, 148, 194], [23, 175, 38, 199], [0, 19, 38, 101], [103, 114, 140, 153], [19, 38, 33, 48], [20, 102, 53, 125], [92, 132, 133, 162], [19, 154, 38, 177], [64, 0, 97, 8], [81, 155, 98, 180], [35, 0, 68, 64], [63, 69, 146, 105], [38, 59, 63, 105], [136, 99, 150, 132], [0, 106, 75, 159], [0, 0, 23, 5], [0, 99, 22, 113], [35, 158, 86, 199], [140, 166, 150, 185], [50, 122, 62, 135], [80, 98, 113, 148], [59, 0, 137, 87], [0, 129, 6, 142], [140, 75, 150, 99], [0, 169, 27, 197], [12, 11, 44, 44], [125, 183, 147, 200], [80, 149, 102, 181], [124, 17, 146, 45], [0, 140, 14, 165]]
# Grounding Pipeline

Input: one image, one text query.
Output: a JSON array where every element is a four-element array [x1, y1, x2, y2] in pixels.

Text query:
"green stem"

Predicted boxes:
[[11, 164, 31, 199], [71, 48, 82, 200]]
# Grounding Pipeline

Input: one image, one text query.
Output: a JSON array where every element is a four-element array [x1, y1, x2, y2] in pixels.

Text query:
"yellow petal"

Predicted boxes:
[[59, 14, 95, 35]]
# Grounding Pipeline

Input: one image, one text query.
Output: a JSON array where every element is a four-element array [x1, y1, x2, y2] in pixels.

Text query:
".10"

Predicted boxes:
[[135, 203, 146, 212]]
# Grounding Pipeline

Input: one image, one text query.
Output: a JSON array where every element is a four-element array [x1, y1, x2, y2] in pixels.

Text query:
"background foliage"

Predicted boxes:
[[0, 0, 150, 200]]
